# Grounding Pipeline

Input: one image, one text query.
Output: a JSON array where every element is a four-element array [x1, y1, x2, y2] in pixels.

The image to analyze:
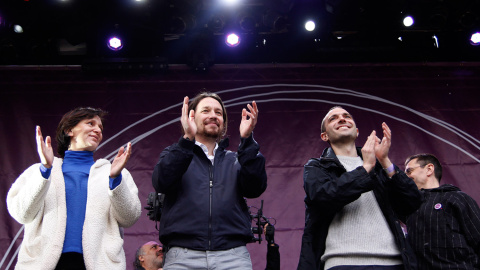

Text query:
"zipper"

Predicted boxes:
[[208, 163, 213, 250]]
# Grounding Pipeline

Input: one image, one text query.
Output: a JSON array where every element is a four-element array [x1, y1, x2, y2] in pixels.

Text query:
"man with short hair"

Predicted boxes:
[[405, 153, 480, 269], [133, 241, 164, 270], [152, 92, 267, 270], [297, 106, 422, 270]]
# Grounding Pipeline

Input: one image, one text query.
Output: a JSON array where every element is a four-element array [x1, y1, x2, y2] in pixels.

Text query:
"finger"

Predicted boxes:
[[46, 136, 52, 148], [367, 131, 375, 141], [363, 134, 372, 148], [247, 103, 254, 113], [382, 122, 391, 131], [189, 109, 195, 120], [366, 131, 376, 147], [252, 101, 258, 113], [244, 110, 256, 120], [126, 142, 132, 156], [117, 146, 125, 158], [382, 122, 391, 135], [182, 97, 189, 118], [241, 108, 247, 121], [36, 126, 43, 143]]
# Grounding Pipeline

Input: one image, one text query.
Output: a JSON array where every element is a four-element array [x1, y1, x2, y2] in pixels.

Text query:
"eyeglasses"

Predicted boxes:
[[405, 164, 426, 175]]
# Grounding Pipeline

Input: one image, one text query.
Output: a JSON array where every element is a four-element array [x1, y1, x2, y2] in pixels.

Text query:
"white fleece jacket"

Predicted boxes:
[[7, 157, 142, 270]]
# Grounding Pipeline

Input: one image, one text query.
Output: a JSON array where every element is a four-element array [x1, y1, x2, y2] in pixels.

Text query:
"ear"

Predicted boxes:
[[425, 163, 435, 177], [66, 130, 73, 137], [139, 255, 145, 263], [356, 128, 359, 137], [320, 132, 328, 142]]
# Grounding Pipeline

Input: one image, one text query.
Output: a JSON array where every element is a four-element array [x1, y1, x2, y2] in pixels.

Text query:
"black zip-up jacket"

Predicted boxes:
[[407, 184, 480, 269], [152, 134, 267, 251], [297, 147, 422, 270]]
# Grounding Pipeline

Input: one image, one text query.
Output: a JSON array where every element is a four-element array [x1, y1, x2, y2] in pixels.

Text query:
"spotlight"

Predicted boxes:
[[459, 11, 476, 28], [263, 10, 287, 32], [305, 20, 315, 31], [470, 32, 480, 46], [403, 16, 414, 27], [13, 24, 23, 34], [208, 14, 225, 33], [237, 12, 256, 32], [221, 0, 240, 7], [168, 15, 196, 34], [428, 6, 448, 28], [225, 33, 240, 47], [107, 37, 123, 51]]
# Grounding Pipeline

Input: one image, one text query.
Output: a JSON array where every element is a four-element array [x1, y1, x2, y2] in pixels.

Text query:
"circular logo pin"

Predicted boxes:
[[434, 203, 442, 210]]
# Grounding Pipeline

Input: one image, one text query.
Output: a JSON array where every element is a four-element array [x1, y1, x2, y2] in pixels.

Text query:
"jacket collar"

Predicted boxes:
[[424, 184, 460, 192], [321, 146, 363, 163], [218, 137, 229, 151]]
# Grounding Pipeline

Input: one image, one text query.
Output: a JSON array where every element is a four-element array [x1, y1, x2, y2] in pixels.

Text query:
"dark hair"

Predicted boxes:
[[55, 107, 107, 158], [188, 92, 228, 138], [133, 245, 146, 270], [405, 153, 443, 182], [321, 106, 345, 133]]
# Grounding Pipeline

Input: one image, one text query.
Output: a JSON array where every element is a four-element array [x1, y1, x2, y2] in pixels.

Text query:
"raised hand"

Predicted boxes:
[[361, 130, 377, 173], [374, 122, 392, 165], [181, 96, 197, 140], [110, 142, 132, 178], [239, 101, 258, 138], [36, 126, 54, 168]]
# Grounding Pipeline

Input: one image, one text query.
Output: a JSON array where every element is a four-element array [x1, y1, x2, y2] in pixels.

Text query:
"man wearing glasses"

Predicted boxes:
[[405, 153, 480, 270]]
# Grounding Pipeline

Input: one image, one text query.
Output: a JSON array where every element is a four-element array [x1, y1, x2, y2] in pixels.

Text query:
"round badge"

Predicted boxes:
[[434, 203, 442, 210]]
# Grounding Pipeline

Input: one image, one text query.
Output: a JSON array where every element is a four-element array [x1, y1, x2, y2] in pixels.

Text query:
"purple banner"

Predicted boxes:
[[1, 63, 479, 270]]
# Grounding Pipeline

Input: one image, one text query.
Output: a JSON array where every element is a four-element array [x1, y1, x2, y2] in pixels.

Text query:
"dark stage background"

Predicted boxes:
[[1, 63, 480, 270]]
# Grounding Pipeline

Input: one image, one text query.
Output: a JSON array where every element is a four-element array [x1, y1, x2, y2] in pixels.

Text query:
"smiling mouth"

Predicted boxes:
[[89, 135, 101, 142], [205, 122, 219, 127]]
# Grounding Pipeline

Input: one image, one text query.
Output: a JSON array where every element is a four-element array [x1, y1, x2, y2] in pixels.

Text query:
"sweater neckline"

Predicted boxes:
[[63, 150, 94, 165]]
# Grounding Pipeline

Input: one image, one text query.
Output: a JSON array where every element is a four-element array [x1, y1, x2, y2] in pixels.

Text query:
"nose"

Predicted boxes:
[[93, 125, 102, 134]]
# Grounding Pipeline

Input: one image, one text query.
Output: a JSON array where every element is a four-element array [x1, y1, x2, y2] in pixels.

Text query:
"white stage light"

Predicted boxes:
[[403, 16, 414, 27], [221, 0, 240, 7], [13, 24, 23, 33], [225, 33, 240, 47], [108, 37, 123, 51], [470, 32, 480, 46], [305, 20, 315, 31]]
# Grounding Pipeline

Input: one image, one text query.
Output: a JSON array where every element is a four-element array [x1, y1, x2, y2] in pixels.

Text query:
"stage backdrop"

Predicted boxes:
[[1, 63, 479, 270]]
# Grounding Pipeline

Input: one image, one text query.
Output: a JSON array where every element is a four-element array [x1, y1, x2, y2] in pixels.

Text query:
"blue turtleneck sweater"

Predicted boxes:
[[39, 151, 122, 254], [61, 150, 94, 253]]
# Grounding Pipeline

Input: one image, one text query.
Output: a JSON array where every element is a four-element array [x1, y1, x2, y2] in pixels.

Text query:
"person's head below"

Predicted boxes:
[[320, 106, 359, 146], [405, 153, 443, 190], [133, 241, 164, 270], [56, 107, 107, 158], [187, 92, 228, 142]]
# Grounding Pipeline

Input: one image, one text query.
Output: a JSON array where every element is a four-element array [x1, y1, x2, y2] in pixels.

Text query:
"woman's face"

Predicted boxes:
[[67, 115, 103, 152]]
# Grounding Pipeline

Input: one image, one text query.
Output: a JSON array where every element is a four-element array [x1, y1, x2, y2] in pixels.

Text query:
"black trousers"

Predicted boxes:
[[55, 252, 86, 270]]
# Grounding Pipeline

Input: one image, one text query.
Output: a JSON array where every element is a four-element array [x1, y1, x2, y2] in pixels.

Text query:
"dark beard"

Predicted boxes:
[[202, 129, 222, 139]]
